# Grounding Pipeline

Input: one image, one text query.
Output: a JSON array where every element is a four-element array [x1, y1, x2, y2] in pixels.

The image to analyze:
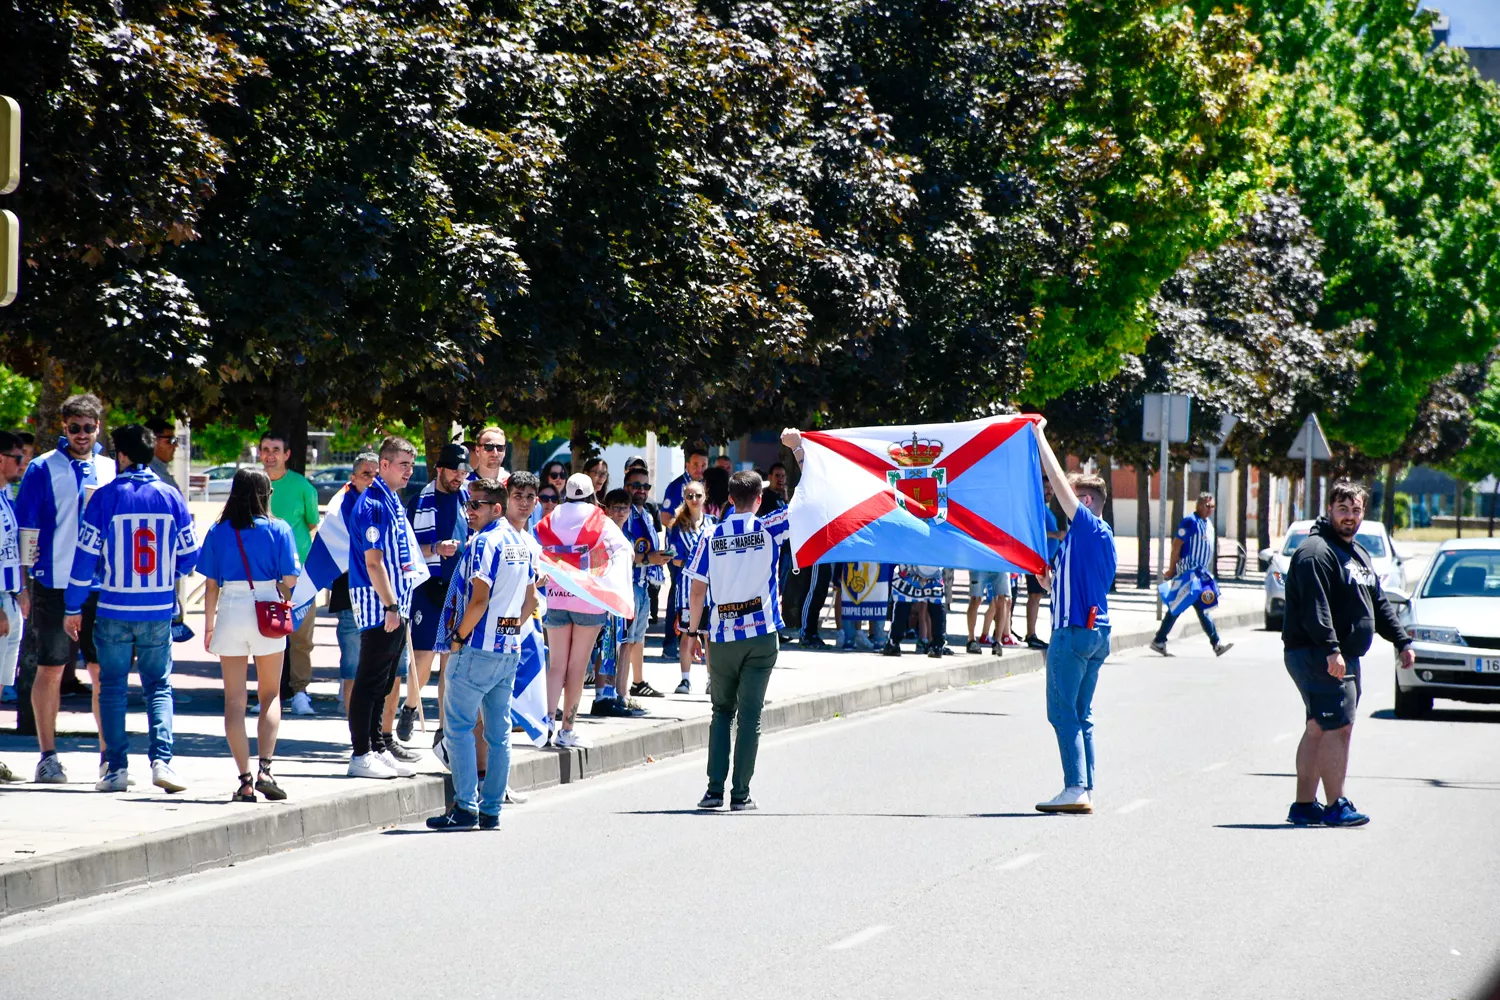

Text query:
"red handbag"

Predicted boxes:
[[234, 527, 295, 638]]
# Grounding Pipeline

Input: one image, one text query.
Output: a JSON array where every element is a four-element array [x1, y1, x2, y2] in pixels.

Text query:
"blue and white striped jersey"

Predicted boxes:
[[683, 507, 790, 643], [64, 466, 199, 620], [0, 491, 21, 593], [449, 519, 536, 655], [1050, 504, 1117, 630], [1174, 513, 1215, 575], [624, 505, 659, 588], [348, 476, 417, 631], [15, 439, 116, 590], [666, 515, 715, 613], [410, 481, 469, 584]]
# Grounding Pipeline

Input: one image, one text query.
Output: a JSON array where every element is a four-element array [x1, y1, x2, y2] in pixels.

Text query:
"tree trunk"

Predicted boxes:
[[1257, 466, 1272, 554], [569, 420, 594, 474], [1489, 482, 1495, 538], [1383, 462, 1398, 532], [421, 416, 448, 474], [510, 435, 532, 476], [1169, 461, 1185, 526], [1099, 454, 1115, 530], [269, 384, 309, 475], [1236, 459, 1249, 546], [1136, 463, 1151, 589], [35, 352, 70, 443]]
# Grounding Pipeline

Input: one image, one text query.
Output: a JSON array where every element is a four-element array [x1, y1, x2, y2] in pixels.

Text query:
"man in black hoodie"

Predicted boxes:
[[1283, 480, 1414, 827]]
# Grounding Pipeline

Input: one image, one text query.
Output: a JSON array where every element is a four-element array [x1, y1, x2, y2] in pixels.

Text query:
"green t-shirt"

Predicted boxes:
[[268, 469, 320, 563]]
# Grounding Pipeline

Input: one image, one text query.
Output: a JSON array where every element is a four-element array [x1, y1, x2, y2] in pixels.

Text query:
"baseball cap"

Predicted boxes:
[[437, 443, 469, 470], [564, 472, 596, 501]]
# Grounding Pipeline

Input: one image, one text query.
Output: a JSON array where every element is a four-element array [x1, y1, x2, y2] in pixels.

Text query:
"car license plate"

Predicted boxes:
[[1477, 658, 1500, 674]]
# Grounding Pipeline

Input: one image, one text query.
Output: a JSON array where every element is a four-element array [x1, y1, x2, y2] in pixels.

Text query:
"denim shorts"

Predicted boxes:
[[620, 587, 651, 645], [544, 608, 608, 629], [969, 571, 1009, 602]]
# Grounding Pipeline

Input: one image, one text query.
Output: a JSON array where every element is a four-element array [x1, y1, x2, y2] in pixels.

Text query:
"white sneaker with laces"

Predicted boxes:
[[1214, 642, 1234, 657], [35, 756, 68, 784], [347, 752, 399, 779], [554, 728, 590, 749], [98, 761, 137, 786], [852, 633, 875, 652], [96, 767, 129, 792], [377, 749, 415, 778], [1035, 786, 1093, 814], [290, 691, 315, 716], [151, 760, 186, 793]]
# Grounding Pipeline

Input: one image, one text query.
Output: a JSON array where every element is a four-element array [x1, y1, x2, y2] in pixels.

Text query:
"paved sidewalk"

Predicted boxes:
[[0, 568, 1264, 917]]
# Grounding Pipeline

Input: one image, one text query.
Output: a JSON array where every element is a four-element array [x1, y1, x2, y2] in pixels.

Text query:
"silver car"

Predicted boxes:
[[1260, 519, 1408, 630], [1388, 539, 1500, 718]]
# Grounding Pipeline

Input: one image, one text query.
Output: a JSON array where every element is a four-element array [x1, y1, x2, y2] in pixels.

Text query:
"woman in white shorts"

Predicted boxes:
[[198, 470, 301, 802]]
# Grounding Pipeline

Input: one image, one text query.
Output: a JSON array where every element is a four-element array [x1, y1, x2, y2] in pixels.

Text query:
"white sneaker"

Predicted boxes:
[[151, 760, 186, 793], [554, 728, 590, 749], [1036, 786, 1092, 814], [35, 756, 68, 784], [95, 767, 129, 792], [852, 633, 875, 652], [290, 691, 315, 716], [1214, 642, 1234, 657], [347, 752, 398, 779], [377, 749, 415, 778], [98, 761, 137, 786]]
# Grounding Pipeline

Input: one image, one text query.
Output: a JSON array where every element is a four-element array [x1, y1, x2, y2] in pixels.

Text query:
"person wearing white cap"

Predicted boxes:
[[536, 472, 632, 747]]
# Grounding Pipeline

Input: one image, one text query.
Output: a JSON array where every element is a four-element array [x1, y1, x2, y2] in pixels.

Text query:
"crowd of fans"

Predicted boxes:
[[0, 400, 1060, 815]]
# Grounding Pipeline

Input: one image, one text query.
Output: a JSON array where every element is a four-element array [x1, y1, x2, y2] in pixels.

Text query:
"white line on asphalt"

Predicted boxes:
[[995, 852, 1042, 872], [0, 835, 387, 947], [1200, 762, 1227, 772], [827, 924, 891, 951], [1116, 798, 1153, 815]]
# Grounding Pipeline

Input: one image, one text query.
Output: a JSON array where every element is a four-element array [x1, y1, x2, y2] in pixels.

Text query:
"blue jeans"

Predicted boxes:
[[1045, 625, 1111, 790], [336, 610, 361, 680], [1153, 603, 1220, 647], [94, 617, 174, 771], [443, 645, 519, 815], [839, 618, 888, 646]]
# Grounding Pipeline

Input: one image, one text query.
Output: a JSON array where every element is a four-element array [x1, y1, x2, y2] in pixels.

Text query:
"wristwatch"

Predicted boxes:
[[384, 603, 400, 613]]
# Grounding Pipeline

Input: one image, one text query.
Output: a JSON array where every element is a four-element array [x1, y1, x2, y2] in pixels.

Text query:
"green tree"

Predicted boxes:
[[1027, 0, 1277, 402], [0, 366, 39, 429], [1243, 0, 1500, 457]]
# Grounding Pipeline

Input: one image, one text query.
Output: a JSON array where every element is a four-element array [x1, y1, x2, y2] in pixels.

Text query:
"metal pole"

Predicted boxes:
[[1156, 406, 1169, 621], [1304, 448, 1313, 522], [1207, 443, 1219, 509]]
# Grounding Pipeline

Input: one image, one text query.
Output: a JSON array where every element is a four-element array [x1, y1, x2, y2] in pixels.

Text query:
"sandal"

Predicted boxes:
[[232, 772, 256, 803], [254, 761, 287, 801]]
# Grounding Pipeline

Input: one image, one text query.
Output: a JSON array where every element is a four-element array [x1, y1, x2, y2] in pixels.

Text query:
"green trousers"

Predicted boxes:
[[706, 632, 778, 800]]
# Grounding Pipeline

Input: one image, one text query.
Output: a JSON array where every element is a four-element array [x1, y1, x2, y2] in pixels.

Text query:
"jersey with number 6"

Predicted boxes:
[[64, 466, 199, 621]]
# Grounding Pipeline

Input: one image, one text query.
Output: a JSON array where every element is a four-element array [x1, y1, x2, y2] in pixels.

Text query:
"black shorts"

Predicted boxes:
[[31, 584, 99, 666], [1026, 574, 1045, 596], [1285, 646, 1361, 730]]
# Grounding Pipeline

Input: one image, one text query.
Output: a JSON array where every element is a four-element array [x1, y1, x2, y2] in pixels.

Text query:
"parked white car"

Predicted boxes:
[[1388, 539, 1500, 718], [1260, 519, 1408, 630], [193, 463, 262, 500]]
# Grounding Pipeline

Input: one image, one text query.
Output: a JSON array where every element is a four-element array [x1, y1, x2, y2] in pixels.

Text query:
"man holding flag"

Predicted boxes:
[[1151, 493, 1233, 658]]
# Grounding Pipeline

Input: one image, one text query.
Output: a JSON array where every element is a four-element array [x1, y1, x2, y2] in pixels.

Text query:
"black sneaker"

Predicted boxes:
[[630, 681, 665, 698], [426, 806, 478, 831], [1286, 800, 1325, 826], [800, 635, 828, 649], [965, 640, 982, 654], [432, 726, 444, 749], [927, 644, 943, 658], [384, 739, 421, 764], [697, 790, 724, 810], [730, 798, 757, 812], [1025, 634, 1049, 650], [591, 697, 646, 718], [396, 704, 419, 743], [477, 811, 500, 830], [882, 642, 901, 657], [674, 679, 691, 695]]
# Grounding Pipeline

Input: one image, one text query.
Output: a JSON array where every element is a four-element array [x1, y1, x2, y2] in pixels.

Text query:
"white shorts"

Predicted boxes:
[[210, 581, 289, 658]]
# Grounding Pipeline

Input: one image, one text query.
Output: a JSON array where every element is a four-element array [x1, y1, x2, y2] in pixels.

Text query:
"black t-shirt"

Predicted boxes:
[[328, 572, 351, 614]]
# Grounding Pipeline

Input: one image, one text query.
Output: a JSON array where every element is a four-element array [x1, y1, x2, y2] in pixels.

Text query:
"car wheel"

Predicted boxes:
[[1264, 613, 1282, 632], [1393, 672, 1432, 719]]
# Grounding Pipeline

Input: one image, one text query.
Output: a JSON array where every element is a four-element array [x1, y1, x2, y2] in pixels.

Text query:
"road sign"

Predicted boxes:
[[0, 210, 16, 307], [1213, 413, 1238, 448], [1287, 414, 1331, 461], [1142, 393, 1191, 443], [1190, 458, 1236, 474], [1, 96, 17, 307]]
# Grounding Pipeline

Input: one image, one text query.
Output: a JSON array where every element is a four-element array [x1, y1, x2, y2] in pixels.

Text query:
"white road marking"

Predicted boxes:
[[996, 852, 1042, 872], [828, 924, 891, 951], [1200, 761, 1227, 772], [1452, 949, 1462, 956], [1116, 798, 1153, 815]]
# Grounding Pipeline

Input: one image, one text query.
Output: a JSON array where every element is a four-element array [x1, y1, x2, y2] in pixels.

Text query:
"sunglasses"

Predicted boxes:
[[464, 499, 500, 511], [479, 443, 506, 453], [627, 481, 650, 490], [539, 494, 559, 503], [0, 452, 21, 462], [685, 493, 705, 501], [160, 436, 177, 446], [67, 423, 97, 435], [607, 505, 630, 514], [548, 471, 565, 479]]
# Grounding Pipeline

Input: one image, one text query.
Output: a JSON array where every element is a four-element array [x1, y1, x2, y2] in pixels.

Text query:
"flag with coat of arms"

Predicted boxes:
[[787, 416, 1050, 573], [1158, 568, 1220, 616]]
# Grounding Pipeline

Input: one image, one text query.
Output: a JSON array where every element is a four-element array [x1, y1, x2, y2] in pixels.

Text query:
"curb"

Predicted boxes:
[[1, 606, 1263, 918]]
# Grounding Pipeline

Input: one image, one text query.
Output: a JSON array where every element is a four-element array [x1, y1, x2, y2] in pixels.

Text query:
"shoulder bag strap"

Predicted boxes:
[[232, 526, 256, 589]]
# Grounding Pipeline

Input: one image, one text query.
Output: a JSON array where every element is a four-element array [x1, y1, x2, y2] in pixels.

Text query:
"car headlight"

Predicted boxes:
[[1409, 625, 1464, 645]]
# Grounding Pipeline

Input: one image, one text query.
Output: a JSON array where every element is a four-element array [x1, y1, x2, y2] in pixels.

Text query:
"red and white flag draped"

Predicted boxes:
[[534, 502, 636, 618], [787, 415, 1050, 574]]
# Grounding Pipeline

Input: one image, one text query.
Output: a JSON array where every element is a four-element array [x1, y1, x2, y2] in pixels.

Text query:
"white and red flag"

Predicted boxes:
[[534, 502, 636, 618], [787, 415, 1050, 573]]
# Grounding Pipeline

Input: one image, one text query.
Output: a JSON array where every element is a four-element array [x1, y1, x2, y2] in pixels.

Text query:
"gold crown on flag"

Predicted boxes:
[[888, 433, 943, 467]]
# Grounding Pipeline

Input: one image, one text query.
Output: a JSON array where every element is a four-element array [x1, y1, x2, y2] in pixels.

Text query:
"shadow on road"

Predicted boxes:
[[616, 809, 1046, 819], [1368, 708, 1500, 724], [1248, 771, 1500, 791]]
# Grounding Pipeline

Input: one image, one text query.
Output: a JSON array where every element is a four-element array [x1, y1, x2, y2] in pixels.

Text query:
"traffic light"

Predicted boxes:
[[1, 94, 18, 306]]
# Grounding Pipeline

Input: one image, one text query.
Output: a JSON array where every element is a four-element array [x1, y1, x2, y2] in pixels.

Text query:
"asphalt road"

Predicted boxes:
[[2, 627, 1496, 1000]]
